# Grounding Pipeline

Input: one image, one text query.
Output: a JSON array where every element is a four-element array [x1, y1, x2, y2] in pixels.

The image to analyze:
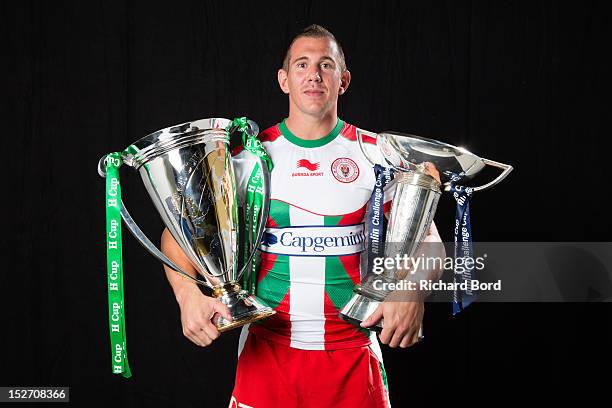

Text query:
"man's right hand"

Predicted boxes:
[[176, 284, 233, 347], [162, 227, 234, 347]]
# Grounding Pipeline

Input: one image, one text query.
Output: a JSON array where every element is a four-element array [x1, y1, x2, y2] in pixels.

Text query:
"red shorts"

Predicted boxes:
[[229, 332, 390, 408]]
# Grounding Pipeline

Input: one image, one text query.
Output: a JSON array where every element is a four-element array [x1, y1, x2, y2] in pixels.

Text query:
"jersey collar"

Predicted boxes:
[[279, 118, 344, 148]]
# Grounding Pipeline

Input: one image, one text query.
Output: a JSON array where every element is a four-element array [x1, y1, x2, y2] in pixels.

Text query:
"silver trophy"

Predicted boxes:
[[339, 129, 513, 333], [98, 118, 275, 332]]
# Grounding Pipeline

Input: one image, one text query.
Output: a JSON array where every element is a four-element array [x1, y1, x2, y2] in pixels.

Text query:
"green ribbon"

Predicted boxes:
[[104, 152, 132, 378], [227, 118, 273, 295]]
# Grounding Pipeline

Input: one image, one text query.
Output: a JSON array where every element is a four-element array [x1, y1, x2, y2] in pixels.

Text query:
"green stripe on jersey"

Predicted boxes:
[[269, 199, 291, 228], [325, 256, 371, 338], [324, 256, 355, 310], [324, 214, 343, 226], [257, 254, 290, 309]]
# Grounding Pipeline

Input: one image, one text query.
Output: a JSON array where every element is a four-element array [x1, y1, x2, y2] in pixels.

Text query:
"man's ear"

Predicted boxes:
[[338, 69, 351, 95], [278, 69, 290, 94]]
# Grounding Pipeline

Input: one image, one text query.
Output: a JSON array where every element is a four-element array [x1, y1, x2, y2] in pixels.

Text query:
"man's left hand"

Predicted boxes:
[[361, 301, 424, 348]]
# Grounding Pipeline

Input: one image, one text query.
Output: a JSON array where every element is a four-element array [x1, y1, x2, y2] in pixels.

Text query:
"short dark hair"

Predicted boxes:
[[282, 24, 347, 72]]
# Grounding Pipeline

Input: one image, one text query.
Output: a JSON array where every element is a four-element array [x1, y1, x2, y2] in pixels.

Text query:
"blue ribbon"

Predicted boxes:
[[366, 165, 394, 275], [450, 183, 475, 315]]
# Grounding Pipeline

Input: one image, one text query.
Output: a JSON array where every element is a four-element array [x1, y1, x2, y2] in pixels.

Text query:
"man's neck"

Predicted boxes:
[[284, 111, 338, 141]]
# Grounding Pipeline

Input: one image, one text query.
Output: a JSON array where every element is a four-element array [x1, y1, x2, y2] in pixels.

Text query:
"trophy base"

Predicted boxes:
[[213, 284, 275, 333], [339, 292, 384, 332], [339, 291, 424, 340]]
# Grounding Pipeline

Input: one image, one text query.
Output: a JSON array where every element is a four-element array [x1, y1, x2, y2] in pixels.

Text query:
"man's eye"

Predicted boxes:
[[321, 62, 333, 69], [297, 62, 306, 68]]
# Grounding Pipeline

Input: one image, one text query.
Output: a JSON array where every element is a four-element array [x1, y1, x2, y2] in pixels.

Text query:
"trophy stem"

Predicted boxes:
[[212, 283, 275, 332], [339, 287, 424, 339]]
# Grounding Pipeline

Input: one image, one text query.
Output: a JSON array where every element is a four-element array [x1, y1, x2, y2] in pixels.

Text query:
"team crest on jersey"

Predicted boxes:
[[331, 157, 359, 183]]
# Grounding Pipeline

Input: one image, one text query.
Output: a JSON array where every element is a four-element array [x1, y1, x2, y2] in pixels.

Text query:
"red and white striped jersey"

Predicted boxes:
[[232, 119, 394, 350]]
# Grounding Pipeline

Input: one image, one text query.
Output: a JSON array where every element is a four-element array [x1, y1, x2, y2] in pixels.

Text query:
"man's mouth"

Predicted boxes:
[[304, 89, 325, 97]]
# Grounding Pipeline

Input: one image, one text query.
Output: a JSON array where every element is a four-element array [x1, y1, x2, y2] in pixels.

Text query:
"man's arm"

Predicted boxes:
[[161, 228, 232, 347], [361, 162, 445, 348]]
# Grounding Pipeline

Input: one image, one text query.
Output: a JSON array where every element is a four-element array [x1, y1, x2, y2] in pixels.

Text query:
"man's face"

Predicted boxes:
[[278, 36, 351, 118]]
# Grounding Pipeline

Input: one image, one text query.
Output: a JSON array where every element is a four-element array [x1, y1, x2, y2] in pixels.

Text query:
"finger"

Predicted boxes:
[[398, 323, 419, 348], [379, 325, 394, 345], [188, 334, 205, 347], [361, 306, 384, 328], [193, 326, 214, 346], [187, 318, 215, 346], [201, 319, 221, 341], [182, 327, 200, 346], [211, 312, 221, 326], [183, 325, 208, 347], [399, 333, 414, 348], [423, 162, 441, 183], [412, 329, 421, 344], [211, 300, 233, 322], [388, 326, 408, 348]]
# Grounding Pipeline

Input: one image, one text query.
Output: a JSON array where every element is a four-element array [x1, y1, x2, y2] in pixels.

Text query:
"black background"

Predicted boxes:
[[3, 0, 611, 407]]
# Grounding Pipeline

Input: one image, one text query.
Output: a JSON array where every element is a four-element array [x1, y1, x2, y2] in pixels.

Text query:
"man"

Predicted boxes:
[[161, 25, 443, 408]]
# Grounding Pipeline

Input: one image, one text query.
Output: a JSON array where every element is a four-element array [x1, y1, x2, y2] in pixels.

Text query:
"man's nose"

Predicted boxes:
[[308, 68, 322, 82]]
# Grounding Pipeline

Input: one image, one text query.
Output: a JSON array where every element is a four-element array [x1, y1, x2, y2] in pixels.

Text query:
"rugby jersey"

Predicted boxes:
[[232, 119, 394, 350]]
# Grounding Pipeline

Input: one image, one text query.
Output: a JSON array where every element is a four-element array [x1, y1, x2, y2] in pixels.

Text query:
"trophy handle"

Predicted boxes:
[[98, 155, 209, 286], [236, 154, 271, 278], [442, 158, 513, 192]]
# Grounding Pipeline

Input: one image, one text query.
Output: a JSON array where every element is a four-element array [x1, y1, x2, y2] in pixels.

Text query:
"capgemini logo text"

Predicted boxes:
[[260, 224, 366, 256]]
